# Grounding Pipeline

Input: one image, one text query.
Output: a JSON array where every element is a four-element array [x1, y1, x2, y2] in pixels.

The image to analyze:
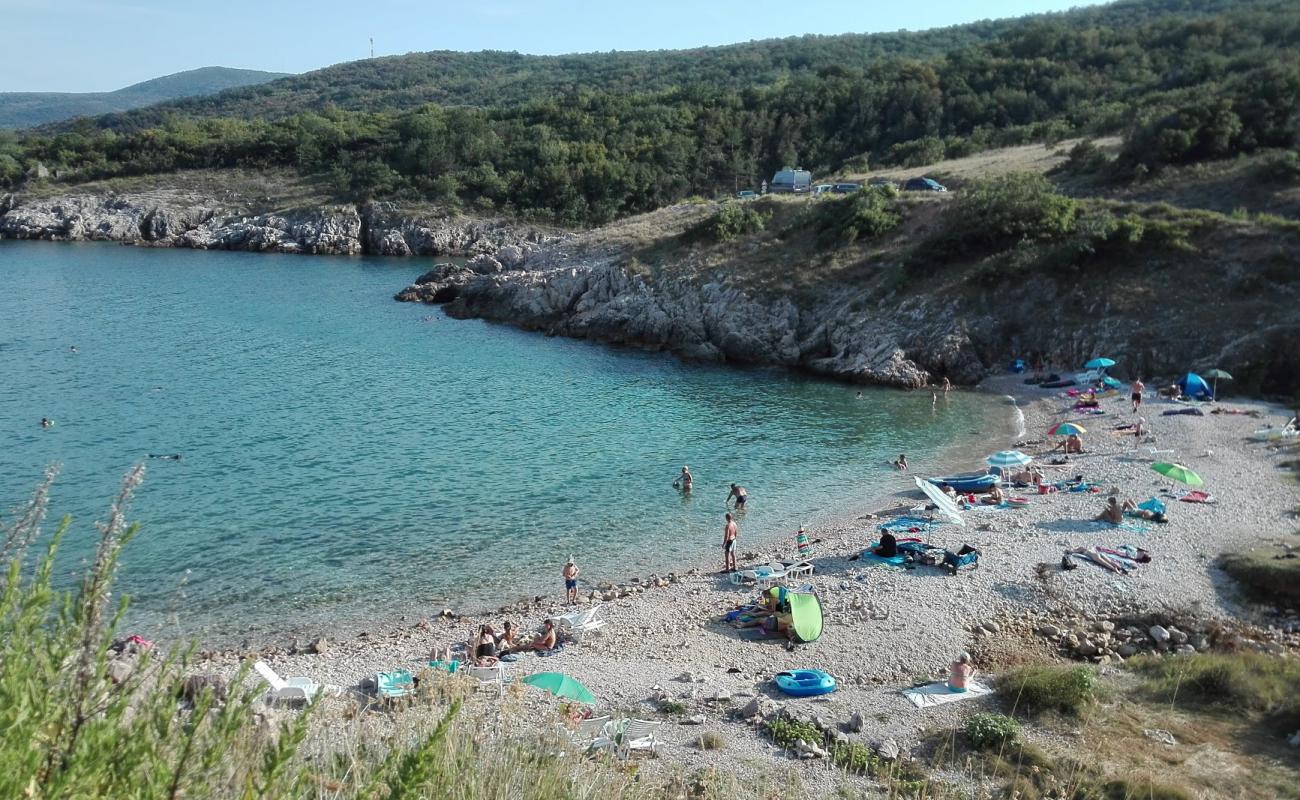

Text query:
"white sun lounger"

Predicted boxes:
[[550, 605, 607, 642], [253, 660, 320, 706], [608, 718, 661, 758], [728, 565, 786, 587]]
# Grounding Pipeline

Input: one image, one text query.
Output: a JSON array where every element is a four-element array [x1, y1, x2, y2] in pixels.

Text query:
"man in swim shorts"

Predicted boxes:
[[562, 559, 579, 604], [722, 512, 738, 572], [1131, 378, 1145, 412], [727, 483, 748, 509]]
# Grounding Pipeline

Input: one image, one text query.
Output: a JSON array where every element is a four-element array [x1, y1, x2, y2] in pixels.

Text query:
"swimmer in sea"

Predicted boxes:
[[40, 417, 53, 428], [726, 483, 748, 510], [148, 453, 182, 461], [674, 465, 694, 493], [892, 454, 908, 471]]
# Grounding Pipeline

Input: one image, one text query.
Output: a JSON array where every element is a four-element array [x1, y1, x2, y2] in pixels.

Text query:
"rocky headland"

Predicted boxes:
[[0, 190, 549, 257]]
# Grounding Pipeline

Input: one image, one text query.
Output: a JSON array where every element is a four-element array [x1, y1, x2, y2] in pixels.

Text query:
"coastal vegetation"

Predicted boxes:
[[4, 0, 1299, 226]]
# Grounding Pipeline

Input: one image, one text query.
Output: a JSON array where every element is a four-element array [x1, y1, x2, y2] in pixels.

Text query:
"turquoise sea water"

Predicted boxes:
[[0, 241, 1009, 642]]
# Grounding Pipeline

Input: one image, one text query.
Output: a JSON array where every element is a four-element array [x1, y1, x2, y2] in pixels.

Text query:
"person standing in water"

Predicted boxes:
[[892, 454, 908, 471], [726, 483, 748, 510], [674, 465, 693, 493], [562, 558, 580, 604], [722, 512, 738, 572], [942, 376, 952, 393]]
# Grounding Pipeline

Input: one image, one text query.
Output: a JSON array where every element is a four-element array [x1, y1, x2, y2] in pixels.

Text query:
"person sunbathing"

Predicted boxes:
[[526, 619, 558, 652], [1121, 498, 1167, 523], [948, 652, 976, 693], [1094, 497, 1123, 524], [496, 620, 518, 652], [473, 624, 500, 666], [1007, 468, 1042, 485]]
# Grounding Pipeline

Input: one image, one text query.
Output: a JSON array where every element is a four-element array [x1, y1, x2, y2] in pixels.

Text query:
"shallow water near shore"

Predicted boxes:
[[0, 240, 1012, 643]]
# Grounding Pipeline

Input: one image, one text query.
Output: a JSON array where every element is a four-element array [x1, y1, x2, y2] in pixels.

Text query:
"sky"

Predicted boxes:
[[1, 0, 1108, 93]]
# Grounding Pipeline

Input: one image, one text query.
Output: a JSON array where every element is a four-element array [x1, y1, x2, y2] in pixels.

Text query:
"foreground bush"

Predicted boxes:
[[0, 467, 662, 800], [697, 203, 767, 243], [997, 664, 1097, 717], [1128, 651, 1300, 715], [815, 187, 901, 248], [964, 712, 1021, 750]]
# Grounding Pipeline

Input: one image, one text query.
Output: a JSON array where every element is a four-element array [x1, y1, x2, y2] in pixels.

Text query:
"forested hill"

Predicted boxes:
[[76, 0, 1255, 132], [4, 0, 1298, 228], [0, 68, 290, 129]]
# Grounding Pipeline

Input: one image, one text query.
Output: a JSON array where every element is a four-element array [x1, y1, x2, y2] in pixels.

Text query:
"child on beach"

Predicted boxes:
[[562, 559, 579, 604]]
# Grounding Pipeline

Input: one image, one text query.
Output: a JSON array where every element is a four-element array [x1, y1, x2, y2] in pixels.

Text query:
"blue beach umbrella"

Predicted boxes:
[[1179, 372, 1212, 399], [986, 450, 1032, 470], [1084, 357, 1116, 370]]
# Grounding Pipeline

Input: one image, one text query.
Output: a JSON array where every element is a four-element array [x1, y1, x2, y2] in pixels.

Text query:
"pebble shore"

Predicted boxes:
[[177, 374, 1300, 792]]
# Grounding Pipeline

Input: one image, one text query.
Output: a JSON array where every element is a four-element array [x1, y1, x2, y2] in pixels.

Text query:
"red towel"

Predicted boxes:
[[1180, 490, 1211, 503]]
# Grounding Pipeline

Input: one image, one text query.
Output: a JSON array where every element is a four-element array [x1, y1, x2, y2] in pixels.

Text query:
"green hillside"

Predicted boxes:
[[75, 0, 1257, 131], [3, 0, 1298, 227], [0, 67, 291, 129]]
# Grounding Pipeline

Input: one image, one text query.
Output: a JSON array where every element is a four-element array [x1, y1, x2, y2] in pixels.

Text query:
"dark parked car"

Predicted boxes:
[[736, 190, 757, 199], [903, 177, 947, 192], [831, 183, 862, 194], [770, 168, 813, 194]]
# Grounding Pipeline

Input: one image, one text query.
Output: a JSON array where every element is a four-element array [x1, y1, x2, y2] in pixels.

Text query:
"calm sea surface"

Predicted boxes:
[[0, 240, 1010, 642]]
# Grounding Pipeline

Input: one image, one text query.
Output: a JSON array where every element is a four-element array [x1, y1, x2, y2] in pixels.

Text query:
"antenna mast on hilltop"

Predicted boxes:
[[370, 37, 374, 58]]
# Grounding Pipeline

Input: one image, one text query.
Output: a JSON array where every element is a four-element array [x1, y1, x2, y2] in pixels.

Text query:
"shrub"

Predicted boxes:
[[764, 716, 823, 749], [885, 136, 946, 168], [814, 186, 901, 248], [696, 203, 766, 243], [998, 665, 1097, 717], [830, 741, 880, 774], [964, 712, 1021, 750], [696, 731, 726, 751], [1056, 138, 1111, 177], [1129, 651, 1300, 714], [941, 172, 1077, 251], [1254, 149, 1300, 184], [658, 699, 688, 715]]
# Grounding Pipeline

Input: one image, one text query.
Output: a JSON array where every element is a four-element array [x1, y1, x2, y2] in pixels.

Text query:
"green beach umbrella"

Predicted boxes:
[[1203, 369, 1233, 399], [1150, 462, 1204, 487], [522, 672, 596, 705]]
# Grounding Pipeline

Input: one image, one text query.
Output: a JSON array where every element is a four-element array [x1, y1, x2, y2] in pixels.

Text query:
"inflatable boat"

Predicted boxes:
[[773, 669, 836, 697], [928, 473, 998, 493]]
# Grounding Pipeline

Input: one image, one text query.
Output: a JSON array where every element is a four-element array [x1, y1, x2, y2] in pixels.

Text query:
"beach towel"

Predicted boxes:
[[904, 680, 992, 709], [880, 516, 942, 533], [1162, 408, 1204, 417], [1178, 490, 1214, 504], [859, 543, 907, 567]]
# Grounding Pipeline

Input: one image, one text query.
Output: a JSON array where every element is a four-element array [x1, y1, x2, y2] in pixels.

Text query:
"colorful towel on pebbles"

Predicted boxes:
[[860, 547, 907, 567], [880, 516, 945, 532], [904, 681, 992, 709]]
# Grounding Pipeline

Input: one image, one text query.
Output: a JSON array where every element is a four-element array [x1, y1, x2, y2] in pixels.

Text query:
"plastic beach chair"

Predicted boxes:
[[253, 660, 320, 706], [611, 719, 662, 759], [376, 670, 416, 700], [550, 605, 608, 642]]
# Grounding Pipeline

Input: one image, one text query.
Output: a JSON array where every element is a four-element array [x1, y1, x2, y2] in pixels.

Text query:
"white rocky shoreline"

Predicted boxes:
[[120, 373, 1299, 793]]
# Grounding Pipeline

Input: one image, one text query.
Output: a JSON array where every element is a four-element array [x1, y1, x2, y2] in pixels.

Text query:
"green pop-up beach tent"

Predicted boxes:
[[788, 591, 824, 643]]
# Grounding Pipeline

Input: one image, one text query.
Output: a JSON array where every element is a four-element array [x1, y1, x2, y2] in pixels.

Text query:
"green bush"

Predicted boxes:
[[885, 136, 946, 168], [830, 741, 881, 774], [1220, 548, 1300, 607], [658, 699, 688, 715], [696, 731, 726, 750], [1129, 651, 1300, 715], [941, 172, 1077, 251], [763, 716, 823, 749], [697, 203, 767, 243], [1056, 138, 1111, 177], [964, 712, 1021, 750], [814, 186, 901, 248], [998, 665, 1097, 717]]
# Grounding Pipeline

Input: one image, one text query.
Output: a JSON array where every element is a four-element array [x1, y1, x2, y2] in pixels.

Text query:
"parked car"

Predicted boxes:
[[812, 183, 835, 196], [770, 168, 812, 194], [903, 177, 947, 192], [831, 182, 862, 194], [736, 190, 757, 199]]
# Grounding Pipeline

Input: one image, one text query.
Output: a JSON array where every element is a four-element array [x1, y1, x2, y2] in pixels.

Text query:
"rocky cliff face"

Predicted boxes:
[[0, 193, 544, 257], [395, 255, 979, 388], [395, 240, 1300, 392]]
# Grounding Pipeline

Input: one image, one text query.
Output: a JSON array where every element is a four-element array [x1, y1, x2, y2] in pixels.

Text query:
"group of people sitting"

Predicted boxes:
[[432, 618, 560, 668], [936, 482, 1005, 506], [732, 586, 798, 650]]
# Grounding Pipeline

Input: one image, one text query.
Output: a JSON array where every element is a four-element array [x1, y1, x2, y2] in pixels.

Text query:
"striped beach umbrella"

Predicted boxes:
[[986, 450, 1032, 469], [1047, 422, 1087, 436]]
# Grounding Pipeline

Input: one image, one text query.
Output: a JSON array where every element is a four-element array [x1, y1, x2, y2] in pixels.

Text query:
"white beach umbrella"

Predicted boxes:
[[915, 476, 965, 527]]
